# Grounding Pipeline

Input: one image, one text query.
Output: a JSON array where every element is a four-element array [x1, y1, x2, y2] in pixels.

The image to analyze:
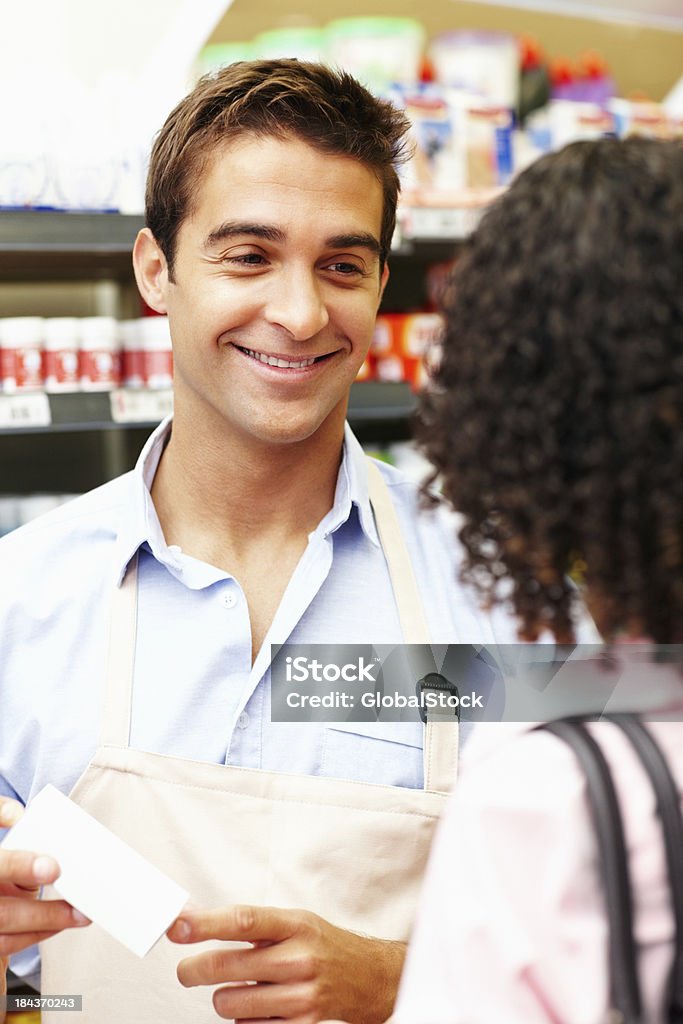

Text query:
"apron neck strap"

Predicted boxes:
[[365, 458, 458, 793], [100, 464, 458, 793], [100, 552, 139, 748]]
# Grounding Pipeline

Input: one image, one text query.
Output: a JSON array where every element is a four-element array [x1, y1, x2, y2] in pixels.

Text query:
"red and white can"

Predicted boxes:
[[371, 314, 395, 357], [139, 316, 173, 389], [0, 317, 44, 392], [396, 313, 444, 389], [372, 313, 402, 382], [120, 320, 144, 389], [78, 316, 121, 391], [43, 318, 80, 392]]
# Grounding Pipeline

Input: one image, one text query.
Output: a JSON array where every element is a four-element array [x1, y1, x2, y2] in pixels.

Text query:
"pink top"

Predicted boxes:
[[394, 680, 683, 1023]]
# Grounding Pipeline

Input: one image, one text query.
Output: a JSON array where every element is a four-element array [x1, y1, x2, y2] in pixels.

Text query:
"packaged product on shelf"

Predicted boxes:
[[120, 319, 144, 389], [47, 78, 123, 212], [371, 313, 442, 390], [395, 83, 515, 194], [549, 57, 582, 102], [573, 105, 616, 139], [43, 317, 80, 392], [575, 51, 616, 106], [138, 315, 174, 389], [608, 99, 672, 138], [548, 99, 616, 146], [78, 316, 121, 391], [0, 320, 20, 392], [372, 314, 404, 384], [462, 102, 514, 187], [0, 317, 44, 393], [429, 30, 519, 110], [0, 88, 50, 208], [395, 313, 444, 390], [325, 17, 425, 92], [374, 350, 407, 384], [371, 315, 394, 357], [400, 87, 466, 193]]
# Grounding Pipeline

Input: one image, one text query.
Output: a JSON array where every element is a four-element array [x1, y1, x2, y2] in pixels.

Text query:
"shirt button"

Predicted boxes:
[[237, 712, 249, 730], [222, 592, 237, 609]]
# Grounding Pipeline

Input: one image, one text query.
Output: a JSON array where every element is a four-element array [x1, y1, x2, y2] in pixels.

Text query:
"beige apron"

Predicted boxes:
[[39, 461, 458, 1022]]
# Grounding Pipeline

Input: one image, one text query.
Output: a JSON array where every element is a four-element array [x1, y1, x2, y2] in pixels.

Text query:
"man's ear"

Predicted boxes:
[[133, 228, 170, 314], [378, 262, 390, 308]]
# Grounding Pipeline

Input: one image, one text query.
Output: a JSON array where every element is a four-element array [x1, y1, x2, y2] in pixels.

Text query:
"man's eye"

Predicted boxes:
[[225, 253, 267, 266], [327, 262, 362, 275]]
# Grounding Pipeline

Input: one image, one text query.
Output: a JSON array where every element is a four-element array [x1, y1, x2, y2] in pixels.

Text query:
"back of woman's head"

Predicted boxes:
[[418, 138, 683, 643]]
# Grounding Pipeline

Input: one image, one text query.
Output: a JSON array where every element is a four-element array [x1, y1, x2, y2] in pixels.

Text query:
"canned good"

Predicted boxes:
[[0, 317, 44, 392], [43, 317, 80, 392], [79, 316, 121, 391], [120, 320, 144, 389], [138, 316, 173, 389]]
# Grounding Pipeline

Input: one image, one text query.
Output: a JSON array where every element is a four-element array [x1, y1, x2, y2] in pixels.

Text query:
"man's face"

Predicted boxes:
[[154, 133, 387, 450]]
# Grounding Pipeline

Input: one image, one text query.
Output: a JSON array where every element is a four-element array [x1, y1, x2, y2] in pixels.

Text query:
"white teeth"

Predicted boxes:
[[242, 347, 317, 369]]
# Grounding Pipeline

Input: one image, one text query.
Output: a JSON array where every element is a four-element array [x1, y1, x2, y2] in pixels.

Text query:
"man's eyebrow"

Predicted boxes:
[[203, 222, 287, 249], [325, 233, 381, 258]]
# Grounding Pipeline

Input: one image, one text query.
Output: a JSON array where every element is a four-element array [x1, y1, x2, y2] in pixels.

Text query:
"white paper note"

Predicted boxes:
[[1, 784, 189, 957]]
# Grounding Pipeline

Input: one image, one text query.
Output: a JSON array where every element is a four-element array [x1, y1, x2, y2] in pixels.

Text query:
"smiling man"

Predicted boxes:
[[138, 130, 393, 658], [0, 61, 506, 1024]]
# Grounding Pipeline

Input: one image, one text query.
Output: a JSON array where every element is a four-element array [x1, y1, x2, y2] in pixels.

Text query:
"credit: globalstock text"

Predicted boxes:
[[285, 691, 483, 710]]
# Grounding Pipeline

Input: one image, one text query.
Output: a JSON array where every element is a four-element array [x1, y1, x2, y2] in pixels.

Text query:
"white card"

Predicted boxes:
[[1, 785, 189, 957]]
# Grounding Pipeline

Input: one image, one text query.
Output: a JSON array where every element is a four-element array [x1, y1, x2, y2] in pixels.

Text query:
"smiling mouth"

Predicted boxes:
[[235, 345, 336, 369]]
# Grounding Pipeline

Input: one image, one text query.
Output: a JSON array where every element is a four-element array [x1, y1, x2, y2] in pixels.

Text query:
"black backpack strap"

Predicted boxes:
[[607, 714, 683, 1023], [540, 719, 643, 1024]]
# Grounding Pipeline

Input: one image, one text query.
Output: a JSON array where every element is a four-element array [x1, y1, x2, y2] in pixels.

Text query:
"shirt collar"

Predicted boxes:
[[114, 417, 380, 584], [113, 415, 176, 584], [322, 423, 380, 548]]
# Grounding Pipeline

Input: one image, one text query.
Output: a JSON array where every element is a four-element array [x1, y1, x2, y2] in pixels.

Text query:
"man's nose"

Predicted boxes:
[[264, 269, 330, 340]]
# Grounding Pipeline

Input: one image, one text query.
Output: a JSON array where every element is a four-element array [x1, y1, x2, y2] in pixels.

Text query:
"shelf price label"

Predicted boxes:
[[110, 388, 174, 424], [0, 392, 51, 429], [401, 206, 484, 241]]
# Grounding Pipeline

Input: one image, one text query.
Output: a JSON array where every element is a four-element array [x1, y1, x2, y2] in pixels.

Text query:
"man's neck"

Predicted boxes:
[[150, 409, 344, 569]]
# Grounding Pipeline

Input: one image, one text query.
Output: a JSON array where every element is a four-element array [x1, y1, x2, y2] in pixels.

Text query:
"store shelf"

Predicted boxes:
[[348, 381, 417, 422], [0, 211, 144, 280], [396, 196, 497, 252], [0, 203, 490, 281], [0, 389, 168, 434], [0, 212, 424, 447], [0, 382, 417, 436]]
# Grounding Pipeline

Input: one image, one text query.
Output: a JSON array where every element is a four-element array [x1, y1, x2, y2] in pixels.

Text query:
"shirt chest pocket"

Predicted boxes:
[[321, 720, 424, 790]]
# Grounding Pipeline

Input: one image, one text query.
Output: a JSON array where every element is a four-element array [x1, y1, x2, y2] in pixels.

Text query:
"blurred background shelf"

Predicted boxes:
[[0, 211, 144, 281], [0, 382, 417, 436]]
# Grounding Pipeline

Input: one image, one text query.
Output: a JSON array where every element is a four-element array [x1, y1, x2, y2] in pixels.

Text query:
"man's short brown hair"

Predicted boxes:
[[146, 58, 412, 277]]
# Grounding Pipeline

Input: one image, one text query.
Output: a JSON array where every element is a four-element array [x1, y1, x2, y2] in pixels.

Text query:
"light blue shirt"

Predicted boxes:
[[0, 418, 512, 805], [1, 419, 517, 980]]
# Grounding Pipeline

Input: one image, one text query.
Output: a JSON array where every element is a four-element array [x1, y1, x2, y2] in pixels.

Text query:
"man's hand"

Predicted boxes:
[[0, 797, 91, 1007], [167, 905, 405, 1023]]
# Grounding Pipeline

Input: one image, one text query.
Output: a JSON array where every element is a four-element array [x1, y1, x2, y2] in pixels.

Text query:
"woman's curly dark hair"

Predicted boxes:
[[417, 138, 683, 643]]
